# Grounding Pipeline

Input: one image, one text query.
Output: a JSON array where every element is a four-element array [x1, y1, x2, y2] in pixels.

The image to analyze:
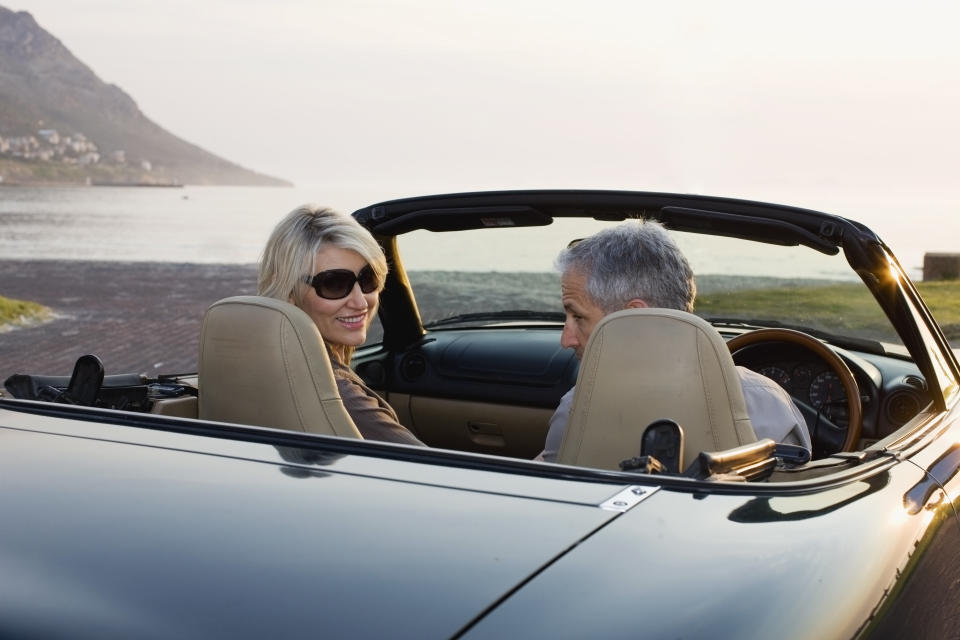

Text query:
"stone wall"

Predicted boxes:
[[923, 253, 960, 281]]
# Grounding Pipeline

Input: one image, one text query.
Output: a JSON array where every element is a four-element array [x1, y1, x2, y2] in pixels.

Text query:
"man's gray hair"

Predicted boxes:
[[556, 220, 696, 313]]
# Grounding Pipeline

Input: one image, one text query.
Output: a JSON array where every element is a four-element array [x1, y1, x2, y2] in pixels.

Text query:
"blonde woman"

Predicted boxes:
[[259, 205, 424, 446]]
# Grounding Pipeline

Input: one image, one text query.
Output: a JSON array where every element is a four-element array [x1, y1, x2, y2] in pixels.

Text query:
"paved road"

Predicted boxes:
[[0, 260, 258, 379]]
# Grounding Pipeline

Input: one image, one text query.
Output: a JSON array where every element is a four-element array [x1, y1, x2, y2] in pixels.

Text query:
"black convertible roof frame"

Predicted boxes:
[[352, 190, 958, 400], [352, 189, 872, 254]]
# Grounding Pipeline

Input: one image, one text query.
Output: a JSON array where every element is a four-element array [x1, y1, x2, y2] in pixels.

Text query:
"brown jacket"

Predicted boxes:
[[330, 359, 425, 446]]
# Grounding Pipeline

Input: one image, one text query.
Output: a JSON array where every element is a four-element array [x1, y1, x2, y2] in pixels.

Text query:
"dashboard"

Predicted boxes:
[[357, 326, 932, 453], [727, 338, 930, 442]]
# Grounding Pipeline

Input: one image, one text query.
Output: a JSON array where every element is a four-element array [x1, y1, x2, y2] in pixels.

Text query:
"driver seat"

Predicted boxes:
[[198, 295, 362, 438], [557, 308, 756, 471]]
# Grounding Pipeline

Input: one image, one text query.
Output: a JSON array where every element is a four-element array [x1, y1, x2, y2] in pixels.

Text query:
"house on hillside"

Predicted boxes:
[[37, 129, 60, 145]]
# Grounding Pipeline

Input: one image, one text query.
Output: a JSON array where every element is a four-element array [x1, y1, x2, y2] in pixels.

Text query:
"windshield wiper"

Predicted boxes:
[[706, 316, 887, 355], [424, 310, 564, 329]]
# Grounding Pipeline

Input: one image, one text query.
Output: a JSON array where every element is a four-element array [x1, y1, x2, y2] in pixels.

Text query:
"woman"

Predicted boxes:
[[258, 204, 424, 446]]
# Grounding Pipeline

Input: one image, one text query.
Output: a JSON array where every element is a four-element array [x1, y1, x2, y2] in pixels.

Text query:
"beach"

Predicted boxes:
[[0, 260, 259, 377]]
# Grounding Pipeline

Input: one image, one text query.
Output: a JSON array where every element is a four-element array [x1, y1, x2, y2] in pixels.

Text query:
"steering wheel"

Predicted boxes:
[[726, 328, 863, 452]]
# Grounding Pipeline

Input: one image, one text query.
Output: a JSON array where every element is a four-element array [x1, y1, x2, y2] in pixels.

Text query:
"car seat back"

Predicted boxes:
[[557, 308, 756, 471], [198, 295, 361, 438]]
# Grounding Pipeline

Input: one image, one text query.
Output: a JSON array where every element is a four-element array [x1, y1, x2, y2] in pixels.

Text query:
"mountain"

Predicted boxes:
[[0, 7, 290, 186]]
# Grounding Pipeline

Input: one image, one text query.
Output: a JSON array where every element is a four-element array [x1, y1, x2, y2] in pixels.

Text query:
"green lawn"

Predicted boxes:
[[0, 295, 51, 328], [914, 281, 960, 339], [696, 280, 960, 341]]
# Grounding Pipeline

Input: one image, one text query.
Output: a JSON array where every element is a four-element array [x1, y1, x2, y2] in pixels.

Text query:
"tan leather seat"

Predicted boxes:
[[198, 295, 361, 438], [557, 308, 756, 471]]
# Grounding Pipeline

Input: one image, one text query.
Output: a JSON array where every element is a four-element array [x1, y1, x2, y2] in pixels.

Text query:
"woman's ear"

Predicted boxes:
[[625, 298, 649, 309]]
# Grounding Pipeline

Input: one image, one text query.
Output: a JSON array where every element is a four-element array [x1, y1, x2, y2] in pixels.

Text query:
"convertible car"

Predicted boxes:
[[2, 190, 959, 638]]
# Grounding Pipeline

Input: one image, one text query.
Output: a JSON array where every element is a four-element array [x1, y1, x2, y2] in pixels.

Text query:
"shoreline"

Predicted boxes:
[[3, 259, 945, 380], [0, 260, 259, 377]]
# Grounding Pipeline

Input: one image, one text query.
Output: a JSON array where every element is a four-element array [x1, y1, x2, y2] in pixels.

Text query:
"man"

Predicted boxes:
[[536, 220, 812, 463]]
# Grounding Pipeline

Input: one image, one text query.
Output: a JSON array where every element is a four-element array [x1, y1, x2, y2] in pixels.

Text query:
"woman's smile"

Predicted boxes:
[[336, 311, 368, 329]]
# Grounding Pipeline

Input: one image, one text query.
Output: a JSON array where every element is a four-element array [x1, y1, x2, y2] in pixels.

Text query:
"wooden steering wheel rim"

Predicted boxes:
[[726, 328, 863, 452]]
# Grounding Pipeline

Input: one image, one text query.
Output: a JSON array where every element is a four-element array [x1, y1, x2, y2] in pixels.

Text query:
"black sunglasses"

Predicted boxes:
[[302, 264, 379, 299]]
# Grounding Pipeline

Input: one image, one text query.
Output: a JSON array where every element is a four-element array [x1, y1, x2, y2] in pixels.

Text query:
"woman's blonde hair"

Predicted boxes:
[[258, 204, 388, 360]]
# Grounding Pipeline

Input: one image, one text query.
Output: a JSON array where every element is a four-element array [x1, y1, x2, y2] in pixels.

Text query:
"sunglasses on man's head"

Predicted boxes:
[[302, 264, 379, 299]]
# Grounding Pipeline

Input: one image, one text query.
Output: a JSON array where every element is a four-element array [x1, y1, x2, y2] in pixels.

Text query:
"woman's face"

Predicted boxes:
[[299, 245, 379, 349]]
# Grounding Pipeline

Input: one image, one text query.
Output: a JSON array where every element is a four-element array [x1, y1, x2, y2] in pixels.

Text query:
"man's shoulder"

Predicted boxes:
[[735, 365, 779, 390], [735, 365, 798, 409]]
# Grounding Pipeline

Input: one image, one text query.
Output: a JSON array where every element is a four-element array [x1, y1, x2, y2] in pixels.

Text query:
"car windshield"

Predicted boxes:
[[395, 218, 904, 350]]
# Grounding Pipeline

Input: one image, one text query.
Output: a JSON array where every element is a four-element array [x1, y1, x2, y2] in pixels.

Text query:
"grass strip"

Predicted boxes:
[[696, 280, 960, 340], [0, 295, 51, 329]]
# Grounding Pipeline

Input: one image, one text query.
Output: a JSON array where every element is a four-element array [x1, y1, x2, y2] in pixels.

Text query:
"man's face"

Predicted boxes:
[[560, 268, 607, 360]]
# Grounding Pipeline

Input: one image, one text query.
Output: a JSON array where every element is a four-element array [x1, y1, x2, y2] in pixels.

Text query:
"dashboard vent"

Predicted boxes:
[[903, 375, 926, 391], [885, 390, 922, 427]]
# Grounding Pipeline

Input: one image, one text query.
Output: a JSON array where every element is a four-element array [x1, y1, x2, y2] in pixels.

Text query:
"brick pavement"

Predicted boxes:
[[0, 260, 258, 378]]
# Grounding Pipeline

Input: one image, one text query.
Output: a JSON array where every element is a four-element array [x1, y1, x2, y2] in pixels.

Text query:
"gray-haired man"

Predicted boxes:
[[536, 220, 811, 463]]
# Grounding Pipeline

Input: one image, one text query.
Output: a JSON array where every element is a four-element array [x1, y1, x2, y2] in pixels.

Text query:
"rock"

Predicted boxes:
[[923, 253, 960, 281]]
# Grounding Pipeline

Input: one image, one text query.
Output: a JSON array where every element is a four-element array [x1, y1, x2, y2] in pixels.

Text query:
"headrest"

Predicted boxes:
[[558, 308, 755, 470], [198, 296, 361, 438]]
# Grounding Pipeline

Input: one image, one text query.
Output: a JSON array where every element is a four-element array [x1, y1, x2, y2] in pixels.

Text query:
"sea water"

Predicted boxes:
[[0, 185, 329, 264], [0, 184, 954, 280]]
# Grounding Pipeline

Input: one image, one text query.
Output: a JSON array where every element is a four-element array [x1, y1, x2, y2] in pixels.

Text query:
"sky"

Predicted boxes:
[[7, 0, 960, 252]]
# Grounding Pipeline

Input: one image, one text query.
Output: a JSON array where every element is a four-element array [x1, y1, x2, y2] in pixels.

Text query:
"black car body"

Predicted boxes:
[[2, 190, 959, 638]]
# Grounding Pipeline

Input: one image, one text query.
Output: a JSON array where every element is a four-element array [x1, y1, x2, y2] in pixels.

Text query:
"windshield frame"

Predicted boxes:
[[357, 190, 958, 411]]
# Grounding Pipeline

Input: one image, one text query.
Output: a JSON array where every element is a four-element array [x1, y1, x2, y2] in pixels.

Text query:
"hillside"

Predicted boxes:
[[0, 7, 290, 186]]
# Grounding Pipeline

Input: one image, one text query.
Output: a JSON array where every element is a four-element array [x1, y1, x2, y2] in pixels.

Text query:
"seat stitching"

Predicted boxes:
[[279, 317, 309, 432], [696, 330, 722, 451], [569, 329, 603, 463]]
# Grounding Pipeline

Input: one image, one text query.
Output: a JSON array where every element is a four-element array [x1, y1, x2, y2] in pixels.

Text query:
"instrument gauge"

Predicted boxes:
[[758, 366, 791, 390], [792, 364, 815, 388], [809, 371, 848, 424]]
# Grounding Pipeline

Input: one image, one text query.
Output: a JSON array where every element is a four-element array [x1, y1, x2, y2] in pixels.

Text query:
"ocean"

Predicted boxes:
[[0, 185, 954, 280], [0, 185, 324, 264]]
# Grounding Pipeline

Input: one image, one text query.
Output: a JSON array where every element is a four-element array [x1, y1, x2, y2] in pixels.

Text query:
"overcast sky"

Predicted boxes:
[[7, 0, 960, 244]]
